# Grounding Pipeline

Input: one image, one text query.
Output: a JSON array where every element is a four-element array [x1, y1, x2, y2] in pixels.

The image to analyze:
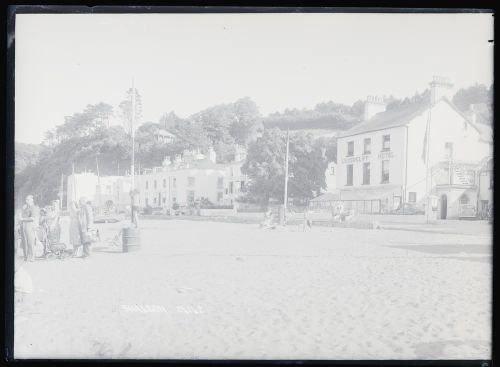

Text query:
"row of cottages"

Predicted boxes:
[[313, 77, 493, 219], [138, 146, 248, 209]]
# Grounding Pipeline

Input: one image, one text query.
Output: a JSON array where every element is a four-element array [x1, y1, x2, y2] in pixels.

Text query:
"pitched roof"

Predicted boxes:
[[338, 99, 430, 138], [338, 97, 490, 141]]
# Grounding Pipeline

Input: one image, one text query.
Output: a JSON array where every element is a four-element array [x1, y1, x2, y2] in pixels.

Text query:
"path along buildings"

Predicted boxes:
[[327, 77, 492, 219]]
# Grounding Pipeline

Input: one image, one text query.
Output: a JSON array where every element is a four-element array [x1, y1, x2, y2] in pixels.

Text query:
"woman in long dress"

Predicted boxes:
[[69, 201, 81, 257]]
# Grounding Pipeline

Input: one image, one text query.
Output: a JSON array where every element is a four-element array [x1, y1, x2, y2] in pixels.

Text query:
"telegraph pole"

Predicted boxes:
[[283, 127, 290, 225], [131, 78, 136, 191], [96, 155, 101, 208]]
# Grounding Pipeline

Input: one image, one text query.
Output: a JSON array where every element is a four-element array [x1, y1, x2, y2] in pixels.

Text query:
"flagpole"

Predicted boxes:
[[283, 126, 290, 225], [425, 103, 432, 224]]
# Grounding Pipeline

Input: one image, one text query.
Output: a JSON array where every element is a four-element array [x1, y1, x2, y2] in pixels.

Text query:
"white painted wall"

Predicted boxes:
[[139, 168, 226, 207], [405, 99, 491, 205], [336, 126, 406, 189]]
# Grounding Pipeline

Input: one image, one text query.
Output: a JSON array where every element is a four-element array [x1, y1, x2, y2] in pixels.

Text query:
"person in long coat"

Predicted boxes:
[[19, 195, 39, 262], [77, 197, 95, 258]]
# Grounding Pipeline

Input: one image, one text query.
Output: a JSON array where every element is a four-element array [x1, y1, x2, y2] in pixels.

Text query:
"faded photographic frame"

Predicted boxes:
[[6, 6, 494, 364]]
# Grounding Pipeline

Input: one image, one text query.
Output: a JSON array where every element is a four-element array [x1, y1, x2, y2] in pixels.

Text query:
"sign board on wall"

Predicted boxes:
[[341, 155, 370, 164]]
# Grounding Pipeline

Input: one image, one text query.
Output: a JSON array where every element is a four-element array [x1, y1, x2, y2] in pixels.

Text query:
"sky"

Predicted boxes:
[[15, 12, 493, 144]]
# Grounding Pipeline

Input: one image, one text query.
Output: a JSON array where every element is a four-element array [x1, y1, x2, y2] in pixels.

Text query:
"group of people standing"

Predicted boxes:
[[16, 195, 96, 261]]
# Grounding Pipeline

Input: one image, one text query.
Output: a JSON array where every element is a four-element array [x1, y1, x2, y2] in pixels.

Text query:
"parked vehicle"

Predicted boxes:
[[174, 205, 189, 216], [392, 203, 424, 215]]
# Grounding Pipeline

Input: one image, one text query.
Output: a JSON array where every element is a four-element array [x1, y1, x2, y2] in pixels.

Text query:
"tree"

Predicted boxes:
[[452, 84, 490, 111], [118, 87, 143, 135], [241, 128, 286, 206], [84, 102, 114, 129], [159, 111, 184, 131], [229, 97, 262, 145], [241, 129, 328, 206]]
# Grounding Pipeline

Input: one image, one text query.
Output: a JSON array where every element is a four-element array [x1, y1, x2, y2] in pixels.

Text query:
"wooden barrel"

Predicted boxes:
[[122, 227, 141, 252]]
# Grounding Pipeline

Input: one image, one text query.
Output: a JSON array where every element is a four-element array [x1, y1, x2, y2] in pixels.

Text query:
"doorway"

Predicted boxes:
[[440, 194, 448, 219]]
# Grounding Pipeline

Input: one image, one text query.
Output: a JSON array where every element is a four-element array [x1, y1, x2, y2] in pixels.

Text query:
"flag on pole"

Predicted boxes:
[[421, 121, 428, 163], [422, 108, 432, 163]]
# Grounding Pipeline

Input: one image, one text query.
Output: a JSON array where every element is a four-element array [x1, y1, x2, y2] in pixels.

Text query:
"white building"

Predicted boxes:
[[153, 128, 176, 144], [139, 147, 248, 209], [335, 77, 492, 219], [66, 172, 131, 211]]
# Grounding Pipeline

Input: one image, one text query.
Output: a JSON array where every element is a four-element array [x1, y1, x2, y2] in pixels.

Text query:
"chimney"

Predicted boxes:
[[364, 95, 387, 121], [429, 76, 453, 104]]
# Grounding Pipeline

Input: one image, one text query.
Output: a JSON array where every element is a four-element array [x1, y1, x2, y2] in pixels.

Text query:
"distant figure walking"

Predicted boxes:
[[77, 197, 95, 258], [303, 209, 312, 231], [69, 201, 81, 257], [130, 189, 140, 228], [19, 195, 39, 262]]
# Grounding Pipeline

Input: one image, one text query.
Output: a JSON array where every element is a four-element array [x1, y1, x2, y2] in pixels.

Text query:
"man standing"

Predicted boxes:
[[77, 197, 95, 258], [19, 195, 39, 262], [130, 189, 140, 228]]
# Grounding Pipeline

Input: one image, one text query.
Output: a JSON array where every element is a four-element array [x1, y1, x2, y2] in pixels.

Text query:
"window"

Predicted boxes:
[[408, 192, 417, 203], [382, 135, 391, 151], [187, 190, 195, 202], [364, 138, 371, 154], [163, 178, 166, 188], [330, 166, 335, 175], [162, 197, 166, 204], [229, 181, 234, 194], [381, 160, 390, 183], [145, 181, 149, 190], [241, 181, 245, 190], [173, 178, 177, 188], [188, 177, 195, 186], [347, 141, 354, 156], [154, 180, 157, 189], [346, 164, 353, 186], [217, 192, 224, 202], [362, 162, 370, 185], [145, 198, 149, 206], [153, 197, 157, 205], [106, 185, 112, 194], [217, 177, 224, 189], [460, 194, 469, 204], [445, 142, 454, 159]]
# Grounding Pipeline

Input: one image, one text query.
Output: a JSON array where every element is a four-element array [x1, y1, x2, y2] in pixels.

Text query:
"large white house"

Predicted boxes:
[[138, 147, 248, 209], [335, 77, 492, 219]]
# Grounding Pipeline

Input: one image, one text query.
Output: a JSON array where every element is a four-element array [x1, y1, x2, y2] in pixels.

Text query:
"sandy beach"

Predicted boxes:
[[14, 220, 492, 360]]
